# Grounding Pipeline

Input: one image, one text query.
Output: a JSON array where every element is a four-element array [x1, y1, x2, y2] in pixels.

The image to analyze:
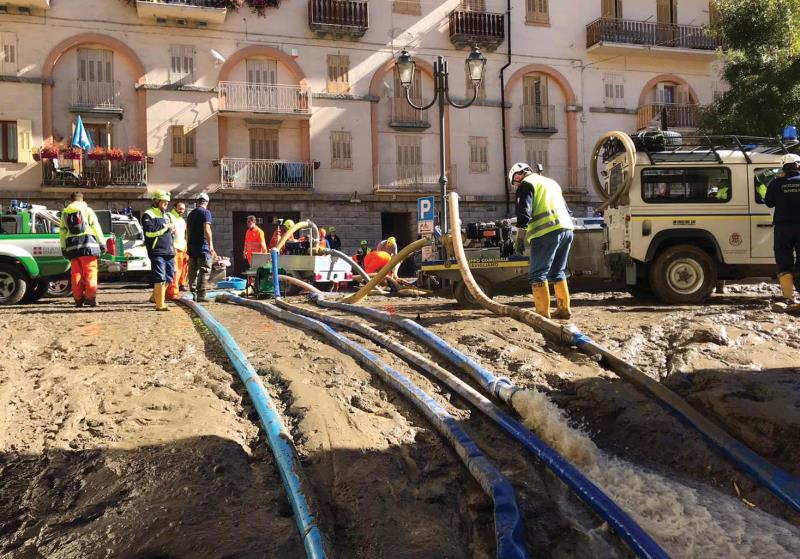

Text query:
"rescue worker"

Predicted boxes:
[[326, 226, 342, 251], [268, 218, 295, 252], [59, 192, 105, 308], [186, 192, 215, 303], [354, 240, 371, 265], [142, 190, 176, 311], [166, 201, 187, 300], [375, 237, 398, 257], [318, 228, 329, 250], [765, 154, 800, 302], [510, 162, 575, 319], [243, 215, 267, 267]]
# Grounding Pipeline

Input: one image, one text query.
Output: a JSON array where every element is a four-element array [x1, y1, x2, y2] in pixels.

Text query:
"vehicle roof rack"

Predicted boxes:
[[630, 130, 798, 165]]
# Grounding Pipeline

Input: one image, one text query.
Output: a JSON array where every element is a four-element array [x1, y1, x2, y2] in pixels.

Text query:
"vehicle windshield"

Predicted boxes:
[[113, 221, 144, 242]]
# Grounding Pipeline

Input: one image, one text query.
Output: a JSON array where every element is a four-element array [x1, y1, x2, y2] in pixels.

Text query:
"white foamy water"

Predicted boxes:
[[512, 390, 800, 558]]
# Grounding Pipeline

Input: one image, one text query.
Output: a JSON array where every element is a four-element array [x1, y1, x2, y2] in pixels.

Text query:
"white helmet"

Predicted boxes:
[[508, 162, 533, 184], [781, 153, 800, 167]]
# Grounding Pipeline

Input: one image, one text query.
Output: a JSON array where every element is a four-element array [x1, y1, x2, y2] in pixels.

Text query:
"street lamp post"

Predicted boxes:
[[395, 46, 486, 235]]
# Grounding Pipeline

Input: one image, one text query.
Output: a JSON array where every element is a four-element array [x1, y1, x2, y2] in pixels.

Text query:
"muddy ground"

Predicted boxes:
[[0, 283, 798, 558]]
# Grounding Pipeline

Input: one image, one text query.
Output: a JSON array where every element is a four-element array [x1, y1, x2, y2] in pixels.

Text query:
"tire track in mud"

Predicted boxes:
[[206, 302, 492, 559]]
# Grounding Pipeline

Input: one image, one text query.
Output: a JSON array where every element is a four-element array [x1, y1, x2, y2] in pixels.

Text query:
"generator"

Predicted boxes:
[[255, 264, 287, 297], [464, 219, 516, 257]]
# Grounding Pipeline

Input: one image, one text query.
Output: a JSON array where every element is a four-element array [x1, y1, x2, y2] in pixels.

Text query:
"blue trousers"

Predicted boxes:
[[151, 254, 175, 285], [528, 229, 573, 284]]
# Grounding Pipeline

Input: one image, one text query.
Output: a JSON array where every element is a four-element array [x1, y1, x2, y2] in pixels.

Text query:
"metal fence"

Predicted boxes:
[[71, 80, 121, 110], [586, 17, 721, 50], [309, 0, 368, 29], [42, 159, 147, 187], [637, 103, 700, 130], [220, 158, 314, 189], [218, 82, 312, 114], [521, 104, 556, 131]]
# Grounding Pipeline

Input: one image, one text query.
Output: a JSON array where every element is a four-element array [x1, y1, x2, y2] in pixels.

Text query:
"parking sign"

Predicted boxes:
[[417, 196, 435, 236]]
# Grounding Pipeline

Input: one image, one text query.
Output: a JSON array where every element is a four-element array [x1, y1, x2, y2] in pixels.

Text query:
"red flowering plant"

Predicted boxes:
[[107, 148, 125, 161], [61, 146, 82, 160], [87, 147, 108, 161], [126, 147, 145, 162], [39, 145, 60, 159]]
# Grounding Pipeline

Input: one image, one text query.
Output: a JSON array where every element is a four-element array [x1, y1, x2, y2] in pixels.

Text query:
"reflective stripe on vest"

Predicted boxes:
[[62, 206, 100, 259], [144, 208, 171, 250], [523, 175, 574, 242]]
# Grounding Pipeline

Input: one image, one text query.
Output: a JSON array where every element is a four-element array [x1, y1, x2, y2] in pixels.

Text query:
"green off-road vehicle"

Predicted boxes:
[[0, 202, 73, 304]]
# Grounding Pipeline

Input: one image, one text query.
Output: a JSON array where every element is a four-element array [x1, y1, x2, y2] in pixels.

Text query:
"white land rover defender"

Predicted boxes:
[[593, 131, 798, 303]]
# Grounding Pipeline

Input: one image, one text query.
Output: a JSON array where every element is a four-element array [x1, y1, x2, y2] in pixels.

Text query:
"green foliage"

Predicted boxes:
[[701, 0, 800, 136]]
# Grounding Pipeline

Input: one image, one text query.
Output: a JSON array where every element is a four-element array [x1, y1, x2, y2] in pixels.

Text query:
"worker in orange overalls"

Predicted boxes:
[[318, 227, 329, 250], [59, 192, 106, 308], [243, 215, 267, 268], [166, 200, 187, 300]]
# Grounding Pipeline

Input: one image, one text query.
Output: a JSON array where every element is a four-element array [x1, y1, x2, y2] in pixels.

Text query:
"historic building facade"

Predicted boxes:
[[0, 0, 722, 264]]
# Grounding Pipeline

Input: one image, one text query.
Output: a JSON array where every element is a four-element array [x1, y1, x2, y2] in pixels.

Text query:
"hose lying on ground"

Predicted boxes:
[[341, 238, 432, 304], [447, 191, 800, 515], [177, 297, 328, 559], [217, 294, 528, 559], [279, 297, 668, 559]]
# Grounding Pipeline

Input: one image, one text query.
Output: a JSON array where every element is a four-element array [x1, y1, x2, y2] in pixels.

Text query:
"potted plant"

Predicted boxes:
[[39, 145, 60, 160], [126, 147, 145, 162], [87, 147, 108, 161], [61, 147, 82, 160], [107, 147, 125, 161]]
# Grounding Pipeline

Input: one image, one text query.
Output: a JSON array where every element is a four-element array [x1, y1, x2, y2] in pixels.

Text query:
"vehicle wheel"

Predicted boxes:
[[22, 278, 47, 303], [454, 276, 494, 308], [47, 277, 71, 298], [0, 264, 28, 305], [650, 245, 717, 304]]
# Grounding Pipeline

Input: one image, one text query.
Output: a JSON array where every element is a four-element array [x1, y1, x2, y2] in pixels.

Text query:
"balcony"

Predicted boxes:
[[586, 17, 721, 59], [375, 163, 457, 193], [217, 82, 312, 117], [389, 98, 430, 129], [70, 81, 123, 117], [220, 158, 314, 190], [135, 0, 228, 24], [520, 104, 557, 135], [308, 0, 368, 39], [41, 159, 148, 189], [637, 103, 700, 130], [2, 0, 51, 9], [448, 9, 504, 51]]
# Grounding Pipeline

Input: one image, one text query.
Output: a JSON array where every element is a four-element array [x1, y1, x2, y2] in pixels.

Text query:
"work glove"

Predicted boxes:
[[514, 229, 526, 255]]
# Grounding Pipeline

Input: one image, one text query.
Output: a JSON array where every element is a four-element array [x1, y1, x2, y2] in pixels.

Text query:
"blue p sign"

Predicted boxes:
[[418, 196, 435, 221]]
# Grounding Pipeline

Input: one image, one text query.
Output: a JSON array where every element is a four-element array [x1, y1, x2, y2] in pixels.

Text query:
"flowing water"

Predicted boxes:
[[512, 390, 800, 558]]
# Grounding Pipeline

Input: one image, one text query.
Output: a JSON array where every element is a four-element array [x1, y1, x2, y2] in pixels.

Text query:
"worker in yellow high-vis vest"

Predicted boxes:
[[510, 162, 575, 319]]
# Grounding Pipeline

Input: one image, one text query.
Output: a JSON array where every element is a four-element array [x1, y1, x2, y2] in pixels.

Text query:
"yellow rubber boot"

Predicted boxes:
[[778, 273, 795, 300], [552, 280, 572, 320], [155, 283, 170, 311], [532, 281, 551, 318]]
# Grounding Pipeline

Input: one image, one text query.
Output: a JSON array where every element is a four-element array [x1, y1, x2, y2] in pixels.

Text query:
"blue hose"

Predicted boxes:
[[271, 248, 281, 298], [218, 294, 529, 559], [177, 297, 328, 559], [277, 298, 669, 559], [313, 297, 800, 515]]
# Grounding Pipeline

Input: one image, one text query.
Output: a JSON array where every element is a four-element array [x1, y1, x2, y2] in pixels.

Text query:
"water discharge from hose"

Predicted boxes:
[[511, 390, 800, 558]]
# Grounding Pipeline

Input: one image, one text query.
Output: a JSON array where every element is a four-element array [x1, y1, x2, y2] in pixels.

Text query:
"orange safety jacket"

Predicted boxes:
[[244, 226, 267, 263]]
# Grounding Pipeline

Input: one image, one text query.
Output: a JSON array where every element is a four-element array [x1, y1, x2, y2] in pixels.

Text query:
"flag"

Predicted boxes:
[[71, 115, 94, 151]]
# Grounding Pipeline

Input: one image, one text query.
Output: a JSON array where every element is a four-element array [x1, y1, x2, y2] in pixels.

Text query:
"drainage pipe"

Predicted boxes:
[[275, 220, 322, 254], [177, 297, 329, 559], [341, 238, 432, 304], [279, 298, 668, 559], [499, 0, 512, 216], [217, 294, 528, 559], [447, 192, 800, 514]]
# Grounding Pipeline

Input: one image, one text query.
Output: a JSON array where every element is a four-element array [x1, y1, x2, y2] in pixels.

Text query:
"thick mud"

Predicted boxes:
[[1, 284, 798, 558]]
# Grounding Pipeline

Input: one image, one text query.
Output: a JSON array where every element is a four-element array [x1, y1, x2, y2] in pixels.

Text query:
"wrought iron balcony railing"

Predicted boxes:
[[218, 82, 312, 115], [308, 0, 368, 38], [220, 158, 314, 190], [637, 103, 700, 130], [448, 8, 504, 50], [586, 17, 721, 51]]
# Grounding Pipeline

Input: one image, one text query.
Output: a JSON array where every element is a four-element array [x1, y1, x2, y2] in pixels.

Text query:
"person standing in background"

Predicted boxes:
[[166, 201, 187, 300], [186, 193, 216, 303]]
